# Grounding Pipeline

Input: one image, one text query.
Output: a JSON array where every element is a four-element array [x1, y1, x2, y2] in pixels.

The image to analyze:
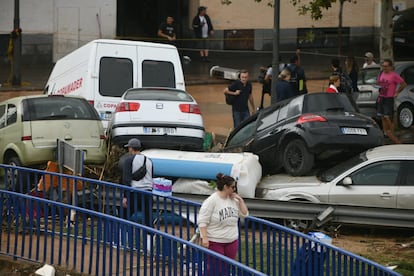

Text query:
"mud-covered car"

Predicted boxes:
[[223, 92, 384, 176]]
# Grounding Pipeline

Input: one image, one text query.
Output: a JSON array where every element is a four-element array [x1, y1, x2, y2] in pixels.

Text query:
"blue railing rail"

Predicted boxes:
[[0, 165, 401, 275], [0, 190, 265, 276]]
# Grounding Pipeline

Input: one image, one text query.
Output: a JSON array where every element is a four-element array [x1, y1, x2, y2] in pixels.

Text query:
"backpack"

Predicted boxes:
[[338, 72, 353, 94], [225, 93, 236, 105], [287, 65, 300, 96], [131, 156, 147, 181]]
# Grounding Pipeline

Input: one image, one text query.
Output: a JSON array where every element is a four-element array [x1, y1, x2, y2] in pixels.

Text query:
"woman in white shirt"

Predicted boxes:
[[198, 173, 249, 275]]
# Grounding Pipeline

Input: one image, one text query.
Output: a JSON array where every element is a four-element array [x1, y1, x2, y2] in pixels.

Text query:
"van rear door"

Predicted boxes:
[[138, 45, 185, 90], [93, 43, 137, 125]]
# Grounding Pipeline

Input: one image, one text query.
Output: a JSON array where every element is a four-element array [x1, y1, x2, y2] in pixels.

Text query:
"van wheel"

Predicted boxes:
[[282, 139, 314, 176], [397, 103, 414, 129]]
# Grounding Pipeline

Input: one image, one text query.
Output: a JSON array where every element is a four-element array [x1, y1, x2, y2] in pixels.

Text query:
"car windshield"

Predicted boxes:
[[303, 93, 356, 113], [23, 96, 100, 121], [358, 67, 381, 85], [124, 89, 193, 102], [318, 151, 368, 182]]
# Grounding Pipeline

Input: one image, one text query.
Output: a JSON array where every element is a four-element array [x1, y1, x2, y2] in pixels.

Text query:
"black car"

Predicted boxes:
[[223, 93, 384, 176], [393, 7, 414, 56]]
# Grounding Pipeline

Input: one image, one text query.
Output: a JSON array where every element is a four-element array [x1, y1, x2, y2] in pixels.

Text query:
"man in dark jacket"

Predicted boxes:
[[192, 6, 214, 62], [121, 138, 153, 227], [286, 51, 308, 96]]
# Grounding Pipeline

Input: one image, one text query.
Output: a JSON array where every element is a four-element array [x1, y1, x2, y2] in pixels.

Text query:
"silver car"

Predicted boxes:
[[259, 144, 414, 210], [356, 61, 414, 129]]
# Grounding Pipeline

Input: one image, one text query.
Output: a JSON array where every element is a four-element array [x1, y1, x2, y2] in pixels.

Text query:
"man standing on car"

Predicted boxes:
[[223, 69, 256, 128], [377, 59, 407, 144], [121, 138, 153, 227]]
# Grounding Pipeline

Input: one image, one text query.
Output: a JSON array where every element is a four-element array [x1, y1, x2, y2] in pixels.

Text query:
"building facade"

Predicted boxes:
[[0, 0, 412, 64]]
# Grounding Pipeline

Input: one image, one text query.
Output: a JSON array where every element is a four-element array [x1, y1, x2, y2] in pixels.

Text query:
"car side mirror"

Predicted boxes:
[[342, 176, 353, 186]]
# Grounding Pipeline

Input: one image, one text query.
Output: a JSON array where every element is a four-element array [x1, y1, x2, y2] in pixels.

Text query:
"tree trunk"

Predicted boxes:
[[380, 0, 394, 61]]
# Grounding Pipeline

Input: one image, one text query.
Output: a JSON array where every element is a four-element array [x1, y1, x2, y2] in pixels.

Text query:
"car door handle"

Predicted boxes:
[[380, 193, 392, 198]]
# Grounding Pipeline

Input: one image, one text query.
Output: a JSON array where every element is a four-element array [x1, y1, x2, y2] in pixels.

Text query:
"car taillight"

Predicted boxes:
[[21, 136, 32, 141], [179, 104, 201, 114], [115, 102, 140, 112], [297, 114, 327, 124], [88, 100, 94, 106]]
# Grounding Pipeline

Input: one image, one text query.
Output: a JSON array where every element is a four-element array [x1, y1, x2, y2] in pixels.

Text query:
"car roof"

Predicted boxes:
[[366, 144, 414, 160], [0, 94, 85, 104], [125, 87, 187, 93], [395, 61, 414, 68]]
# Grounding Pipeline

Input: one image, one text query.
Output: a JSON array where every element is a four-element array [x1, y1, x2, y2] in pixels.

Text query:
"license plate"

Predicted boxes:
[[100, 112, 112, 121], [143, 127, 176, 134], [358, 92, 372, 99], [394, 37, 406, 43], [341, 127, 367, 135]]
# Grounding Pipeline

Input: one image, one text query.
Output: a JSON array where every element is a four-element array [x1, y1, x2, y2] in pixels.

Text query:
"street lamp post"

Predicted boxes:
[[12, 0, 21, 86], [270, 0, 280, 105]]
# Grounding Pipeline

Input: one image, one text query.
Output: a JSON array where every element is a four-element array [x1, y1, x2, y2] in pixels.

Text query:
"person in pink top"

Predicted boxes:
[[326, 75, 340, 93], [377, 59, 407, 144]]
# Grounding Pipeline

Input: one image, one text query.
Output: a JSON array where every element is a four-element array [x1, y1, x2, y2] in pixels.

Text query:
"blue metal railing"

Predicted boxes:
[[0, 164, 401, 275]]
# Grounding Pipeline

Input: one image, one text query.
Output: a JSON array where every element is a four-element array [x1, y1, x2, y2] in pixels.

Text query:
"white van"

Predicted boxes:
[[44, 39, 185, 129]]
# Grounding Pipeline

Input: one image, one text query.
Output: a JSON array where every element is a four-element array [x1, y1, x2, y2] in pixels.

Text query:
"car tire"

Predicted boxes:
[[5, 156, 30, 193], [282, 139, 314, 176], [397, 103, 414, 129], [283, 218, 311, 232]]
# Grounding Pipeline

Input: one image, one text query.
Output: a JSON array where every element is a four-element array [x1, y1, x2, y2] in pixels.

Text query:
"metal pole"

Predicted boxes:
[[12, 0, 21, 86], [270, 0, 280, 105]]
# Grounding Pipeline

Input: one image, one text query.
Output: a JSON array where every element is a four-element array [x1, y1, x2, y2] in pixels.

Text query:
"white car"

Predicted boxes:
[[259, 144, 414, 210], [108, 87, 205, 150], [356, 61, 414, 129]]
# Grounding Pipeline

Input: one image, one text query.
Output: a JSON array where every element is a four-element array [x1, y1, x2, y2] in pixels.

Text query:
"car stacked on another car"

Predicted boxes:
[[258, 144, 414, 210], [223, 92, 384, 176], [108, 87, 205, 151], [0, 94, 107, 168], [356, 61, 414, 129]]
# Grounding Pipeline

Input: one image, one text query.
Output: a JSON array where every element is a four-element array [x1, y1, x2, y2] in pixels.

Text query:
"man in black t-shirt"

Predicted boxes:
[[157, 16, 177, 46], [223, 70, 256, 128]]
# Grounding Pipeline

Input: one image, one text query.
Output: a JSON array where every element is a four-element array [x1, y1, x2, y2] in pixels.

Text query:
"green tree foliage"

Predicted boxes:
[[290, 0, 357, 21]]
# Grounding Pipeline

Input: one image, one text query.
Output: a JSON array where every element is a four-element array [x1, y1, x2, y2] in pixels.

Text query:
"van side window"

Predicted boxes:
[[99, 57, 133, 97], [7, 104, 17, 125], [142, 60, 175, 88], [0, 105, 6, 129]]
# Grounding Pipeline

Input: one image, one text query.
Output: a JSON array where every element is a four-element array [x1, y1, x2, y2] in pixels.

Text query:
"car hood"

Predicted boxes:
[[257, 174, 321, 190]]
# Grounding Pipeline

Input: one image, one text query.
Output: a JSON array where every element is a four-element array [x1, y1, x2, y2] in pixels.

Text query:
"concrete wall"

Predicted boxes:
[[0, 0, 116, 63]]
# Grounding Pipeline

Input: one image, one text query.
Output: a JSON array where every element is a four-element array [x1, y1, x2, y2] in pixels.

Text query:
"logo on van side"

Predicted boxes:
[[56, 78, 83, 95]]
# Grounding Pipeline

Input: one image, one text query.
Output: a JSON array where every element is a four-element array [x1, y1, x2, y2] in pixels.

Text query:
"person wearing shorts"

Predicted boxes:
[[377, 59, 407, 144], [192, 6, 214, 62]]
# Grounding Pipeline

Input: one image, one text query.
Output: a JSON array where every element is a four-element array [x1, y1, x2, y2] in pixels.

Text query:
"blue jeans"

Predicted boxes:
[[232, 110, 250, 128]]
